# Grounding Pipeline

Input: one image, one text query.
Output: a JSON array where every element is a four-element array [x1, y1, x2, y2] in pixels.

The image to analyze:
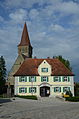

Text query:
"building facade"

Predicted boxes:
[[14, 59, 74, 97]]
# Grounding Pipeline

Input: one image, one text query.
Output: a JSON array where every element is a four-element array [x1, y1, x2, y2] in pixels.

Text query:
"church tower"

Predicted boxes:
[[7, 22, 33, 93], [18, 23, 33, 57]]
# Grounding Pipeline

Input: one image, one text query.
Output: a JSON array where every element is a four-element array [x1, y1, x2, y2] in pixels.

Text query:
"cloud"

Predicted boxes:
[[29, 9, 39, 20], [9, 9, 28, 23]]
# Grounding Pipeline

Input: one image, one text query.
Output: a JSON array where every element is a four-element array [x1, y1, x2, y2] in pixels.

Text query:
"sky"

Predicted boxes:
[[0, 0, 79, 82]]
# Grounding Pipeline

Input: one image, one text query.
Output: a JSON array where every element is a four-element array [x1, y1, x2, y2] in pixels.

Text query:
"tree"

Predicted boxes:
[[0, 56, 6, 94], [53, 55, 72, 71]]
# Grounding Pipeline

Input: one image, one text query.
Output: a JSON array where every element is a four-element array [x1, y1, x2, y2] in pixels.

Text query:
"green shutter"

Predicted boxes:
[[35, 77, 36, 82], [47, 68, 48, 72], [25, 88, 27, 93], [62, 76, 64, 82], [54, 77, 55, 82], [35, 87, 36, 93], [54, 87, 56, 92], [59, 77, 61, 82], [63, 87, 65, 92], [29, 88, 31, 93], [25, 77, 27, 82], [68, 87, 70, 91], [41, 68, 43, 72], [68, 77, 70, 82], [47, 77, 48, 82], [19, 77, 21, 82], [19, 88, 21, 93], [41, 77, 43, 82], [59, 87, 61, 92], [29, 77, 31, 82]]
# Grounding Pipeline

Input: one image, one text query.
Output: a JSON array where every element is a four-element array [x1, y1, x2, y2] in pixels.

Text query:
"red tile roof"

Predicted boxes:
[[14, 58, 74, 76], [18, 23, 31, 46]]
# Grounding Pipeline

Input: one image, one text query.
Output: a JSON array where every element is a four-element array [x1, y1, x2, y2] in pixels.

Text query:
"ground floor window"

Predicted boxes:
[[63, 87, 70, 92], [19, 87, 27, 93], [54, 87, 61, 92], [29, 87, 36, 93]]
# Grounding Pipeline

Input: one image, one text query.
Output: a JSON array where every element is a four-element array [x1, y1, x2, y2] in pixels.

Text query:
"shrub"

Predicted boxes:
[[15, 95, 38, 100], [65, 97, 79, 102], [65, 91, 73, 97]]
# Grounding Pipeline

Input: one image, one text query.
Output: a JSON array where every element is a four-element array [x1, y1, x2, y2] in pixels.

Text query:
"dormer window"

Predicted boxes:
[[41, 68, 48, 72]]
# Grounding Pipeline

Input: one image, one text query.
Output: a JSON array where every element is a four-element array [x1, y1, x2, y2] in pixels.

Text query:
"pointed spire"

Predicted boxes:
[[18, 22, 31, 46]]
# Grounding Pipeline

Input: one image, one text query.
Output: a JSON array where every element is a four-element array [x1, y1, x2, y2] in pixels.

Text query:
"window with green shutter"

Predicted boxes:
[[63, 76, 70, 82], [54, 87, 61, 92], [63, 87, 70, 92], [29, 87, 36, 93], [41, 76, 48, 82], [29, 76, 36, 82], [41, 68, 48, 72], [54, 76, 61, 82], [19, 87, 27, 93]]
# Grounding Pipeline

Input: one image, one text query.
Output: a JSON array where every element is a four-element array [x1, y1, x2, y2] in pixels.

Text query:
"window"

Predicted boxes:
[[19, 87, 27, 93], [29, 76, 36, 82], [63, 76, 70, 82], [63, 87, 70, 92], [19, 76, 27, 82], [41, 68, 48, 72], [54, 76, 61, 82], [54, 87, 61, 92], [41, 76, 48, 82], [22, 48, 25, 53], [29, 87, 36, 93]]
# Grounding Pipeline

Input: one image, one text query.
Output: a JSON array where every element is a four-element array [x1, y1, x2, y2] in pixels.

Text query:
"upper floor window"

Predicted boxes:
[[41, 76, 48, 82], [29, 76, 36, 82], [63, 76, 70, 82], [19, 76, 27, 82], [41, 68, 48, 72], [54, 76, 61, 82]]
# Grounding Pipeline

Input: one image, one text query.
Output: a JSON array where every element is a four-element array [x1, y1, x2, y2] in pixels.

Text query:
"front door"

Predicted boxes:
[[40, 86, 50, 97]]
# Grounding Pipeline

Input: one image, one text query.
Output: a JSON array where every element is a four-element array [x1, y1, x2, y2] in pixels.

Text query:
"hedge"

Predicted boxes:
[[15, 95, 38, 100], [65, 97, 79, 102]]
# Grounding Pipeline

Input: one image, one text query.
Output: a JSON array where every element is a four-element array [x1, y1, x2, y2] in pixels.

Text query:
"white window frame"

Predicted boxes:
[[21, 76, 25, 82], [63, 76, 68, 82], [54, 76, 60, 82], [20, 87, 25, 93], [42, 76, 47, 82], [30, 87, 36, 93], [63, 87, 70, 92], [55, 87, 61, 92], [30, 76, 35, 82], [42, 68, 48, 72]]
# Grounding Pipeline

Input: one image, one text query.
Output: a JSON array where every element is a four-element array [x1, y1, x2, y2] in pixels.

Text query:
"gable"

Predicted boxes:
[[38, 60, 51, 76]]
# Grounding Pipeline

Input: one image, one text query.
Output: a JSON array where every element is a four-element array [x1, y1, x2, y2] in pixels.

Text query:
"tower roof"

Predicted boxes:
[[18, 23, 31, 46]]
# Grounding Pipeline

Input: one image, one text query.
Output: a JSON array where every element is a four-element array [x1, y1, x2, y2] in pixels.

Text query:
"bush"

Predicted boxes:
[[65, 97, 79, 102], [65, 91, 73, 97], [15, 95, 38, 100]]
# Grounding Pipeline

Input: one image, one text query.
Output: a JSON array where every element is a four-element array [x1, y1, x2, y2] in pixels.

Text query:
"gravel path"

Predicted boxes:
[[0, 97, 79, 119]]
